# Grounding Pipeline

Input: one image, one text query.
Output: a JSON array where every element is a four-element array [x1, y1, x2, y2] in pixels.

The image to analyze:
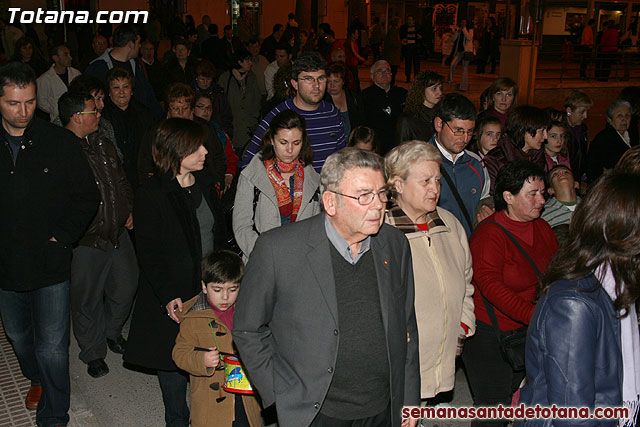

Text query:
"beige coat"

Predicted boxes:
[[172, 294, 262, 427], [386, 206, 475, 399]]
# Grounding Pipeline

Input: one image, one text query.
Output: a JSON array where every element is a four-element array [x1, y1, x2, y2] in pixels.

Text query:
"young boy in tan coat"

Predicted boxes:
[[172, 251, 262, 427]]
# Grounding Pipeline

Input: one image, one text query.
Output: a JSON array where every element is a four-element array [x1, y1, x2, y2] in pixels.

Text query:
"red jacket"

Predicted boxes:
[[470, 211, 558, 331]]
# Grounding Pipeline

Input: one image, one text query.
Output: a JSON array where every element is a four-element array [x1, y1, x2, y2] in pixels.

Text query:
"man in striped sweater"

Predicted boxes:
[[241, 52, 346, 173]]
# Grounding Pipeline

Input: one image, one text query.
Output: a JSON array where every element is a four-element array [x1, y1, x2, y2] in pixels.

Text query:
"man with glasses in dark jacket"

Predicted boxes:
[[59, 91, 138, 380]]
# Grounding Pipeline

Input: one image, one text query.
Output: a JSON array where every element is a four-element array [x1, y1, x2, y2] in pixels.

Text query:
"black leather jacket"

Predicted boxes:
[[516, 274, 622, 427], [77, 129, 133, 251]]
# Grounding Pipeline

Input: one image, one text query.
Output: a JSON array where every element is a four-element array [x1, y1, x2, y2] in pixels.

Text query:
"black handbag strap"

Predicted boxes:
[[480, 220, 541, 338], [483, 220, 542, 277], [439, 165, 473, 232]]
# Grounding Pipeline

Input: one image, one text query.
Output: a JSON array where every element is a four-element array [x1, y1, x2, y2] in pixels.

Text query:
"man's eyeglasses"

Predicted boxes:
[[374, 68, 392, 74], [195, 104, 213, 112], [76, 110, 99, 115], [330, 189, 389, 206], [298, 75, 327, 85], [445, 121, 474, 137]]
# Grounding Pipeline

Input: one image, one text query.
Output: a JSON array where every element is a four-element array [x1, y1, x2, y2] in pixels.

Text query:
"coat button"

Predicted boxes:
[[314, 402, 320, 409], [327, 367, 333, 373], [333, 329, 338, 336], [9, 171, 14, 175], [43, 168, 48, 173]]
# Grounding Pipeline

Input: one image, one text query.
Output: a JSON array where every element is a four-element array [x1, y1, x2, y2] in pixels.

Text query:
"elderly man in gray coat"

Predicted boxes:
[[233, 148, 420, 427]]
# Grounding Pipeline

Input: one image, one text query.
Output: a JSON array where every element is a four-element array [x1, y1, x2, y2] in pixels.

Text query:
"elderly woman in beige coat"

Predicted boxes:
[[233, 110, 321, 259], [385, 141, 475, 402]]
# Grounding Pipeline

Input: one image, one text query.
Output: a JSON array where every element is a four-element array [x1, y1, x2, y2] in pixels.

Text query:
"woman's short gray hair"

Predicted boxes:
[[385, 141, 442, 189], [320, 148, 385, 194], [606, 99, 631, 119]]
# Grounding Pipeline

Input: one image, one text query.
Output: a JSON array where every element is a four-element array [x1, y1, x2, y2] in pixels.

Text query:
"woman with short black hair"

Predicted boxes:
[[463, 160, 558, 427]]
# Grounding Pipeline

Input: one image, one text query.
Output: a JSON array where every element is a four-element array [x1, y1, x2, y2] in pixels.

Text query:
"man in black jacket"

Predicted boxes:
[[0, 62, 99, 426], [362, 60, 408, 155], [59, 91, 138, 379]]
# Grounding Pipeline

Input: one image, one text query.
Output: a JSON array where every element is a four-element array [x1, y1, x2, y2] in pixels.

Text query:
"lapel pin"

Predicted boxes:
[[384, 260, 388, 265]]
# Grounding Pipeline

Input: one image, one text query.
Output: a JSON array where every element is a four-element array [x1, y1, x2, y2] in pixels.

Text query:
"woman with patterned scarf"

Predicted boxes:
[[384, 141, 476, 405], [233, 110, 321, 259]]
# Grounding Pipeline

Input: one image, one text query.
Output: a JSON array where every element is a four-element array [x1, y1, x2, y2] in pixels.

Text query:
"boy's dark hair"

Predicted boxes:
[[209, 24, 219, 35], [0, 62, 36, 97], [113, 24, 139, 48], [291, 52, 326, 80], [494, 159, 545, 211], [201, 251, 244, 284], [273, 24, 283, 33], [68, 74, 106, 95], [58, 91, 93, 126], [434, 93, 477, 123], [545, 164, 574, 187]]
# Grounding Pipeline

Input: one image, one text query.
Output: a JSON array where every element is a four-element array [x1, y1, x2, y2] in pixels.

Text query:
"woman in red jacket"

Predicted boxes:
[[462, 160, 558, 427]]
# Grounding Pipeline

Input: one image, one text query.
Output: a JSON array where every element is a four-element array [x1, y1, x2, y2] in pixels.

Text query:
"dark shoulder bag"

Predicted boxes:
[[480, 220, 542, 372]]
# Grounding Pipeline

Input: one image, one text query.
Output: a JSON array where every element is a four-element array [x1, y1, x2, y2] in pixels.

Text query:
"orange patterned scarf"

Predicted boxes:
[[264, 158, 305, 222]]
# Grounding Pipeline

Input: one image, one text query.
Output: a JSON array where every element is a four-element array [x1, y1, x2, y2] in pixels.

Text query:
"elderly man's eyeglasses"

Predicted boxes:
[[76, 110, 99, 115], [445, 121, 474, 137], [374, 68, 392, 74], [331, 189, 389, 206]]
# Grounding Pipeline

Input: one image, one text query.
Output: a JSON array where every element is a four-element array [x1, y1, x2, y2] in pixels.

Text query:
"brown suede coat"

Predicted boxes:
[[172, 293, 262, 427]]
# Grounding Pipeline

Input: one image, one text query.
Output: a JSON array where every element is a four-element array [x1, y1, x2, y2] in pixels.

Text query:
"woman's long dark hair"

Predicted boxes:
[[539, 171, 640, 316]]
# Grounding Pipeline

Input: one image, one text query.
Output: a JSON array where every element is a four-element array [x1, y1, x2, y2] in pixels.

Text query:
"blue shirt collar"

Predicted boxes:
[[324, 214, 371, 265]]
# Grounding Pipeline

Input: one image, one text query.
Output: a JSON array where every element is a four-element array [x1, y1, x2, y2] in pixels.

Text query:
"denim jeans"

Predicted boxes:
[[0, 281, 70, 427], [157, 369, 190, 427]]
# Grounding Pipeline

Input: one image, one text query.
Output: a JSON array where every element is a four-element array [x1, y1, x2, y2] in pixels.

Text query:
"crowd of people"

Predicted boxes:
[[0, 13, 639, 427]]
